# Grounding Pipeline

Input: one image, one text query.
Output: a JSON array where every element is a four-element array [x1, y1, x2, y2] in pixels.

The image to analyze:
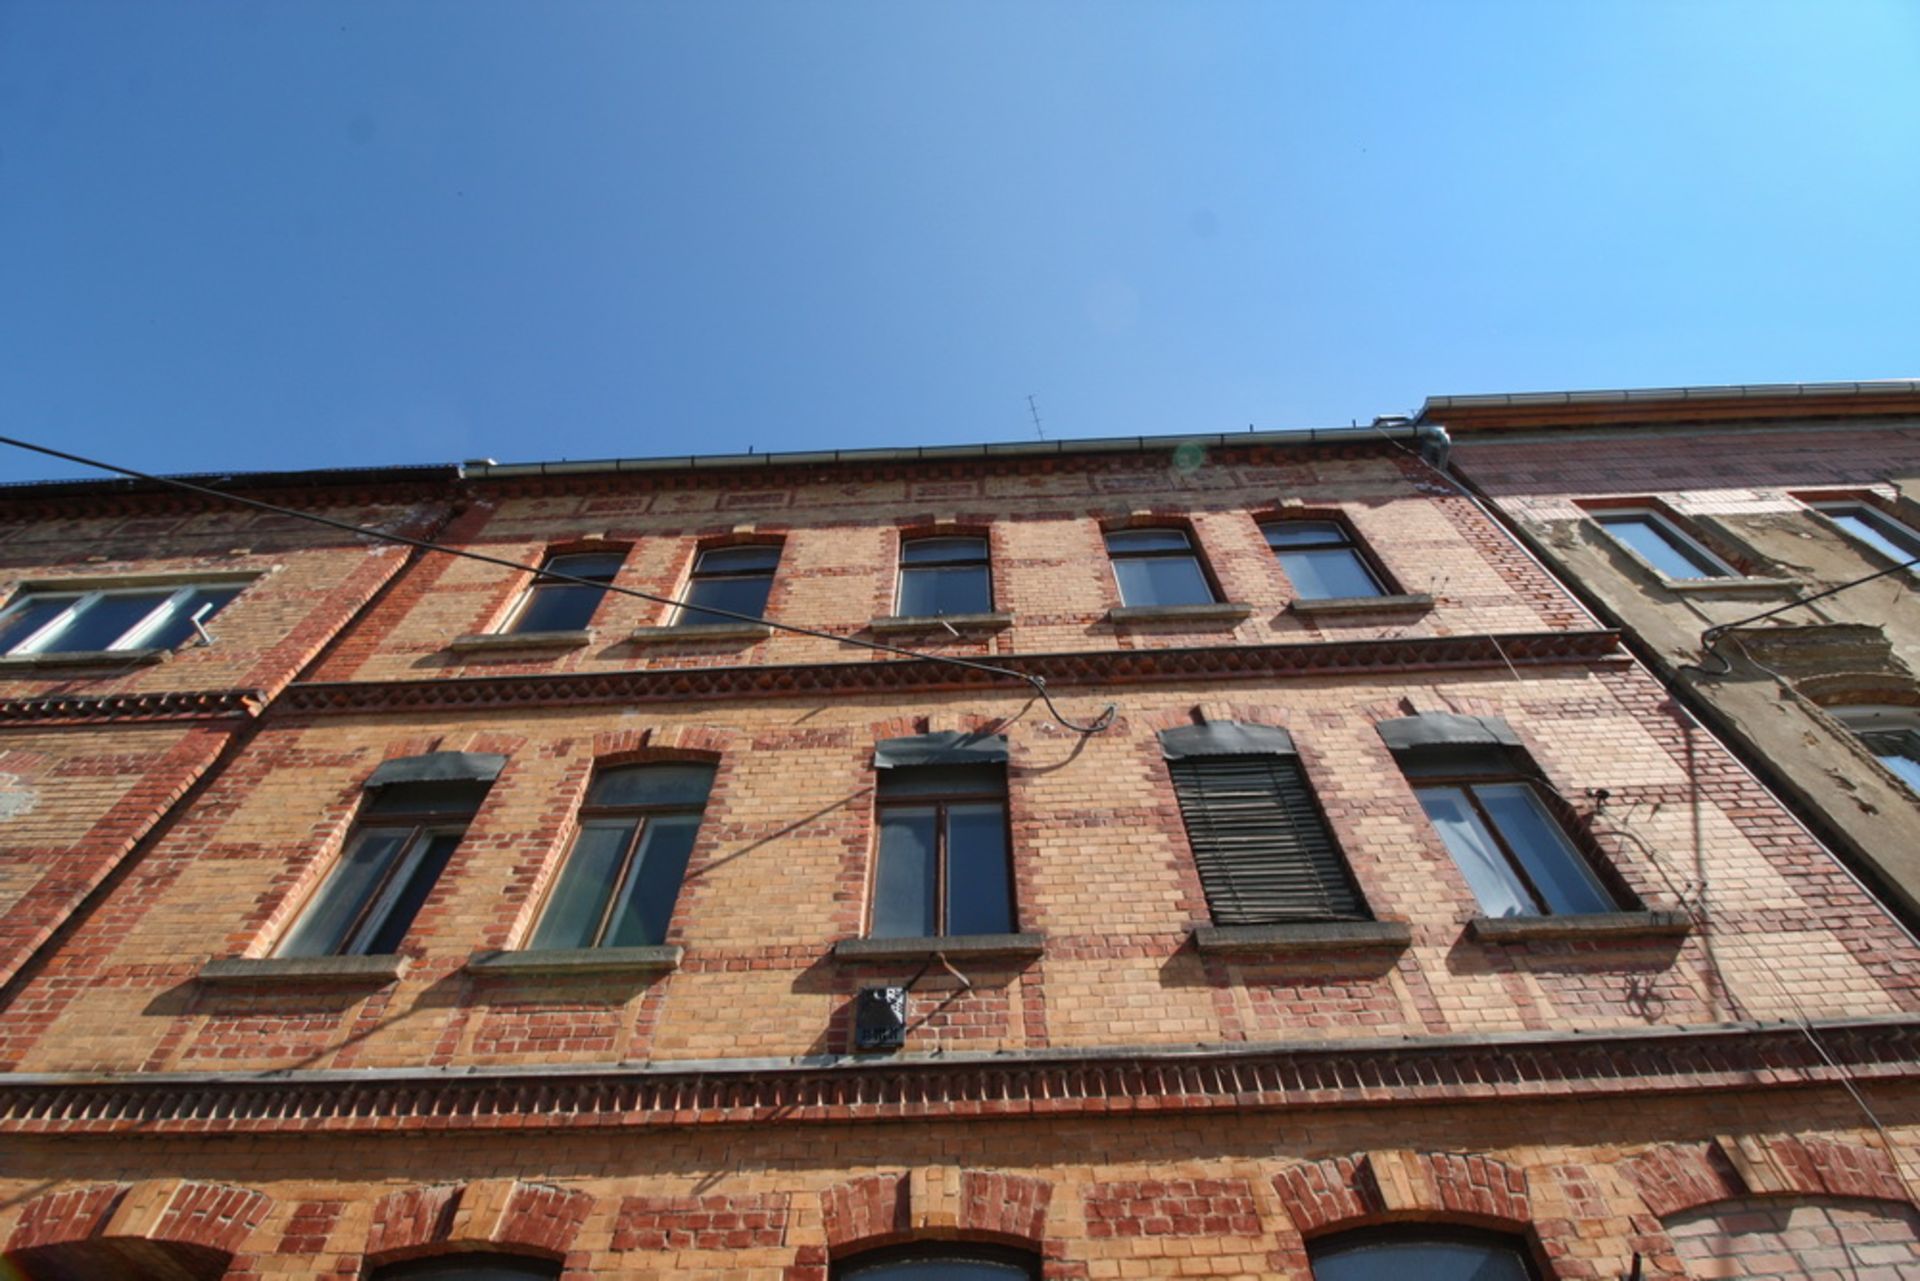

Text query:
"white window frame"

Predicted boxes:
[[1831, 706, 1920, 787], [0, 583, 241, 656], [1589, 506, 1739, 579], [1806, 500, 1920, 575]]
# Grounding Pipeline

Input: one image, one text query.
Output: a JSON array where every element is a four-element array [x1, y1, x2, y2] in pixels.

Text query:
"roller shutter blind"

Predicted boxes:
[[1169, 755, 1367, 924]]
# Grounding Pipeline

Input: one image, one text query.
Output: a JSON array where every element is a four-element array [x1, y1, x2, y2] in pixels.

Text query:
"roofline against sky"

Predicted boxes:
[[1417, 378, 1920, 431]]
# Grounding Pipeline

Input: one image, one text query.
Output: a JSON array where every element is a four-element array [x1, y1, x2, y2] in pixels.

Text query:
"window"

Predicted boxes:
[[501, 550, 624, 633], [0, 582, 244, 655], [1263, 520, 1385, 599], [1310, 1228, 1539, 1281], [1833, 707, 1920, 794], [872, 752, 1013, 939], [529, 763, 716, 949], [1810, 501, 1920, 572], [1105, 527, 1217, 607], [372, 1256, 562, 1281], [1380, 713, 1617, 919], [835, 1245, 1039, 1280], [675, 543, 781, 626], [898, 536, 992, 617], [1591, 507, 1735, 580], [277, 775, 494, 958], [1161, 724, 1367, 925]]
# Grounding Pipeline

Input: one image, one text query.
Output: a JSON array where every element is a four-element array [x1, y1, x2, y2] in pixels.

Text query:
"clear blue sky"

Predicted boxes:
[[3, 2, 1917, 483]]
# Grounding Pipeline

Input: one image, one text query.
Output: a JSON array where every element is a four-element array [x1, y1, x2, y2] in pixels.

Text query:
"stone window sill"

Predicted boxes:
[[833, 933, 1045, 961], [629, 622, 774, 643], [869, 612, 1013, 635], [0, 648, 169, 669], [198, 954, 407, 986], [1661, 576, 1802, 597], [465, 945, 682, 976], [1107, 602, 1254, 625], [1467, 910, 1693, 943], [447, 629, 594, 653], [1288, 593, 1434, 617], [1192, 920, 1412, 955]]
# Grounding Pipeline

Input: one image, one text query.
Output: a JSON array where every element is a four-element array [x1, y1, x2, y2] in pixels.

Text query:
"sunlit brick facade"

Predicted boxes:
[[1, 426, 1916, 1280]]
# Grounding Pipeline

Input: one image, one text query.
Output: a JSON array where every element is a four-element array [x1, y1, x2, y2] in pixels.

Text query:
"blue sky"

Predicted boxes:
[[2, 2, 1917, 483]]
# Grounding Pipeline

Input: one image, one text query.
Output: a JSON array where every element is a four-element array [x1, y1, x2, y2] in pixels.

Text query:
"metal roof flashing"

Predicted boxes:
[[1417, 380, 1920, 434]]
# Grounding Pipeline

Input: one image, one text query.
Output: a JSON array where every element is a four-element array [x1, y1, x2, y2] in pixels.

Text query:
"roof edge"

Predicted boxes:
[[1418, 379, 1920, 432]]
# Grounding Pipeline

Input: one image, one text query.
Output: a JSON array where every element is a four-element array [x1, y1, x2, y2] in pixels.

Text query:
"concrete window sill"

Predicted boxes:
[[833, 933, 1045, 961], [869, 612, 1013, 635], [629, 622, 774, 643], [1467, 910, 1693, 943], [1107, 602, 1254, 625], [0, 648, 170, 669], [447, 629, 594, 653], [198, 954, 407, 986], [465, 945, 682, 976], [1288, 593, 1434, 617], [1192, 920, 1412, 955], [1660, 576, 1802, 597]]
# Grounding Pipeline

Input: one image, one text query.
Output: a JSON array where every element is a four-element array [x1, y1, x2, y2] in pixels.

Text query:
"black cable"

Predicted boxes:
[[1698, 550, 1919, 653], [0, 435, 1117, 735]]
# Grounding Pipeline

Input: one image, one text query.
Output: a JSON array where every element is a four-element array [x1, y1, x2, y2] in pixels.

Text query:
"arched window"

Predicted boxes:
[[834, 1243, 1040, 1280], [1309, 1227, 1539, 1281], [371, 1253, 562, 1281]]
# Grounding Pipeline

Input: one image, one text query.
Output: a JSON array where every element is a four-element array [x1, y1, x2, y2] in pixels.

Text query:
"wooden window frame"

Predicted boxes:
[[1409, 771, 1620, 917], [1587, 505, 1738, 579], [1103, 524, 1221, 607], [672, 541, 784, 627], [870, 767, 1015, 938], [499, 549, 626, 634], [896, 534, 994, 617], [0, 581, 246, 655], [1259, 516, 1391, 599]]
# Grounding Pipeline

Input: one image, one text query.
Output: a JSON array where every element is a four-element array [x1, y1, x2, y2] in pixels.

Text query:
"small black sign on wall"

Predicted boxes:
[[854, 985, 908, 1051]]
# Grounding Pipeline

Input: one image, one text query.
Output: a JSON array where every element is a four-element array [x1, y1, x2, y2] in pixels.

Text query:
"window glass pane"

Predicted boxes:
[[695, 545, 782, 573], [1824, 508, 1920, 565], [42, 590, 173, 652], [1104, 528, 1192, 554], [1277, 547, 1384, 599], [0, 596, 75, 652], [1114, 556, 1215, 607], [139, 585, 244, 650], [1415, 786, 1538, 917], [373, 1254, 563, 1281], [1312, 1237, 1533, 1281], [540, 552, 625, 581], [603, 814, 703, 947], [1596, 514, 1727, 579], [899, 565, 991, 617], [512, 583, 606, 633], [365, 781, 492, 818], [277, 828, 412, 958], [1263, 521, 1348, 548], [901, 537, 988, 565], [1475, 783, 1613, 915], [1861, 729, 1920, 793], [944, 802, 1012, 935], [873, 807, 939, 938], [840, 1258, 1033, 1280], [678, 574, 773, 624], [355, 830, 465, 955], [529, 821, 634, 949], [589, 763, 717, 808]]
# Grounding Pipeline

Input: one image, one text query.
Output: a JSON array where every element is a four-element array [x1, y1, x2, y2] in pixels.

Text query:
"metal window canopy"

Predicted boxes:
[[1158, 722, 1298, 760], [1375, 713, 1521, 756], [365, 752, 508, 789], [874, 731, 1008, 770]]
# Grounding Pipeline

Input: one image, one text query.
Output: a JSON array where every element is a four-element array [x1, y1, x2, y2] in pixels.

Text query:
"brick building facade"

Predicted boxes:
[[0, 424, 1916, 1280]]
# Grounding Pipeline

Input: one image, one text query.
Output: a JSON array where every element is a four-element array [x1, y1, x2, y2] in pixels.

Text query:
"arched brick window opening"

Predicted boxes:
[[6, 1237, 232, 1281], [832, 1242, 1041, 1280], [1308, 1226, 1542, 1281], [1663, 1196, 1920, 1280]]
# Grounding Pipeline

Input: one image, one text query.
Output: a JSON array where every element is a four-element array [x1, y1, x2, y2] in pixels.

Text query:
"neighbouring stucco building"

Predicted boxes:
[[1436, 380, 1920, 927], [0, 417, 1918, 1281]]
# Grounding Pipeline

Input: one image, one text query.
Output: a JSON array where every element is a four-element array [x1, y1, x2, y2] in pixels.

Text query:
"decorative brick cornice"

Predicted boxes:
[[279, 632, 1622, 717], [0, 688, 264, 725], [0, 1017, 1913, 1139]]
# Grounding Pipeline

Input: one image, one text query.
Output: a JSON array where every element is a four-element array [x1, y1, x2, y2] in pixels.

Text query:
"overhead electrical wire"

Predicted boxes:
[[0, 434, 1117, 736]]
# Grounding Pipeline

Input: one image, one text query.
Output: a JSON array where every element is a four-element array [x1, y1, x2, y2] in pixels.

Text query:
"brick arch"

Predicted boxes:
[[813, 1170, 1059, 1273], [4, 1178, 273, 1281], [1623, 1135, 1912, 1219], [1273, 1151, 1533, 1235], [362, 1180, 594, 1265]]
